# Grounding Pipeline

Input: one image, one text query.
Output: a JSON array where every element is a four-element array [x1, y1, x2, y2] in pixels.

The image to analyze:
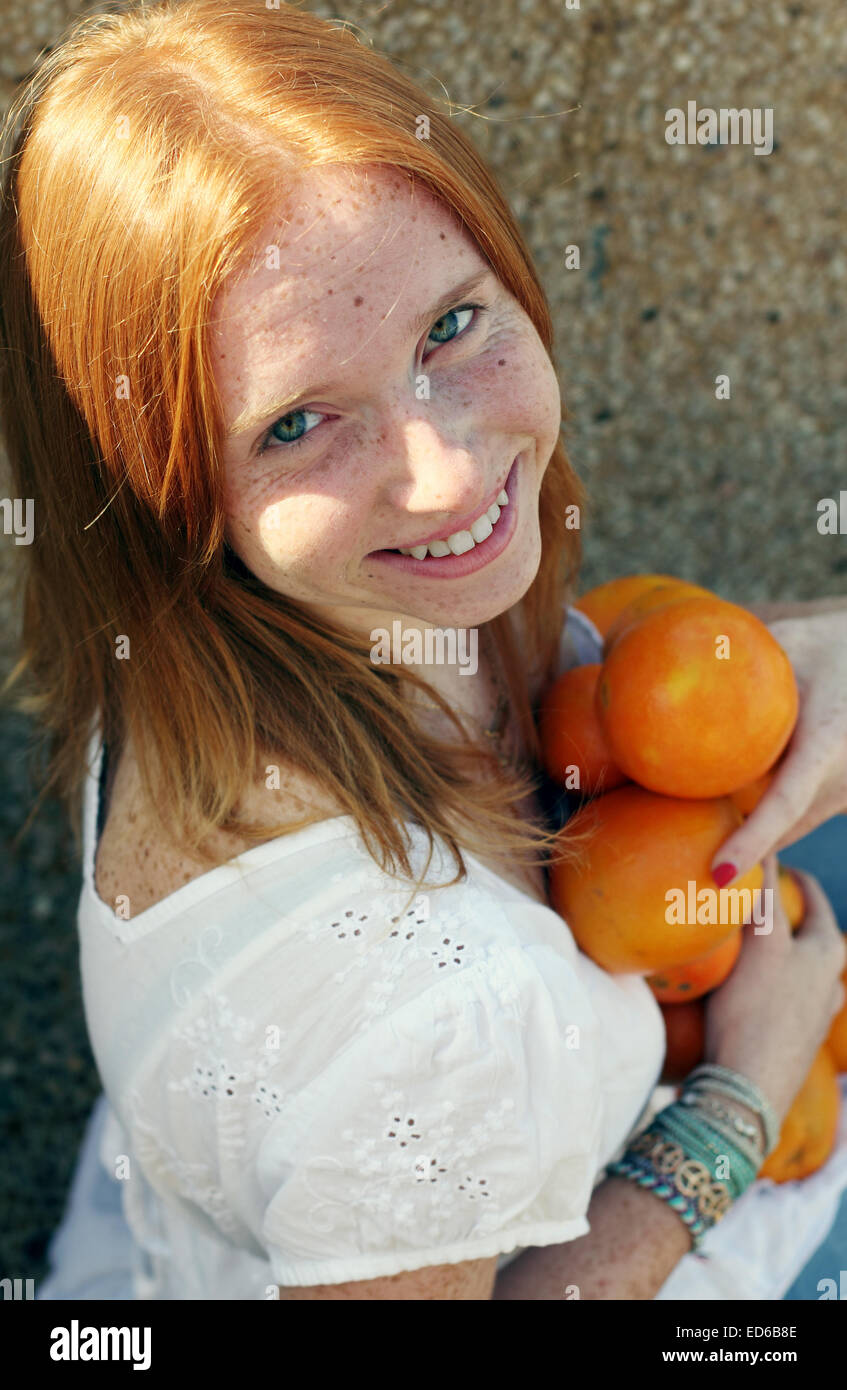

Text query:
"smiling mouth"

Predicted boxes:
[[389, 486, 510, 559], [376, 456, 519, 559]]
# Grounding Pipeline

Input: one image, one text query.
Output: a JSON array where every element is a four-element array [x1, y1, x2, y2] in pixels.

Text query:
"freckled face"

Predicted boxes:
[[211, 163, 562, 636]]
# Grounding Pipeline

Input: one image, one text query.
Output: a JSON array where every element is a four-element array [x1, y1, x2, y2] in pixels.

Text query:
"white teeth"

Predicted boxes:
[[470, 514, 493, 544], [447, 530, 475, 556], [395, 479, 511, 559]]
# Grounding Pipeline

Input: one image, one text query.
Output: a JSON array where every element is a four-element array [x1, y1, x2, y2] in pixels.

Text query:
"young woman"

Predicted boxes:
[[2, 0, 846, 1301]]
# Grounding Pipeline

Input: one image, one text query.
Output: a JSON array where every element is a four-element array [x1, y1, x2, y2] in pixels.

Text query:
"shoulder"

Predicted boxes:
[[94, 734, 343, 916], [563, 604, 604, 666]]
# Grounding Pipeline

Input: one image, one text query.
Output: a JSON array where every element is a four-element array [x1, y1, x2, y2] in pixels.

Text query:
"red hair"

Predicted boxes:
[[0, 0, 588, 886]]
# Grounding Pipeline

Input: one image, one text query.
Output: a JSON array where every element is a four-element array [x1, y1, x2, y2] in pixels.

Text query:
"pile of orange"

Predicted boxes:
[[539, 572, 844, 1183]]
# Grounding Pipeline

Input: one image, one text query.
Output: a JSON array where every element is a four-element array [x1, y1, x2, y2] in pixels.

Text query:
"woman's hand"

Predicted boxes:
[[710, 603, 847, 886], [704, 855, 846, 1125]]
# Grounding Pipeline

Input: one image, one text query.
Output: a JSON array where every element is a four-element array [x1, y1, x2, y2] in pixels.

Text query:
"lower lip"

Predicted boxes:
[[367, 454, 521, 580]]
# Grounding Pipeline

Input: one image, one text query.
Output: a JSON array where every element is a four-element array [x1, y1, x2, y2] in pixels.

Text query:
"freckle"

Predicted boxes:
[[439, 232, 446, 240], [354, 295, 364, 306]]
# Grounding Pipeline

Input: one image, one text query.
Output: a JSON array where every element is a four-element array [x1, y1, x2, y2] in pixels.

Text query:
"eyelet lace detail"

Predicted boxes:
[[302, 891, 490, 1023], [300, 1081, 517, 1241], [101, 862, 539, 1271], [167, 988, 290, 1122]]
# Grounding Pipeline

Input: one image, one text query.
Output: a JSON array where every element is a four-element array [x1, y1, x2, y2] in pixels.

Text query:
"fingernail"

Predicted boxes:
[[712, 862, 737, 888]]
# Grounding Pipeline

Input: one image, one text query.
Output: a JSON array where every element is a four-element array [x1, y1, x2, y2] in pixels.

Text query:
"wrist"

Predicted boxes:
[[683, 1061, 782, 1156], [685, 1086, 765, 1157]]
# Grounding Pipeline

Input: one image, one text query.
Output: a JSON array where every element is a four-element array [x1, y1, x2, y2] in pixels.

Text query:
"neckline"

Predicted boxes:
[[83, 722, 366, 937], [81, 605, 603, 939], [82, 729, 554, 941]]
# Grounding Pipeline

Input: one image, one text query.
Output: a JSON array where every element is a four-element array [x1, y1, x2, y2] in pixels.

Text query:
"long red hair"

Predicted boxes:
[[0, 0, 588, 887]]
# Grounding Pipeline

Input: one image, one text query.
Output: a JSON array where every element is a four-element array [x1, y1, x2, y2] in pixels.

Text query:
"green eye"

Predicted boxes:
[[259, 408, 325, 455], [256, 302, 485, 458], [427, 304, 480, 346]]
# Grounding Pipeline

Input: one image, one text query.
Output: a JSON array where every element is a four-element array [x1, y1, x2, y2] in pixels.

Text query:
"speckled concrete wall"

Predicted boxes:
[[1, 0, 845, 637], [0, 0, 844, 1279]]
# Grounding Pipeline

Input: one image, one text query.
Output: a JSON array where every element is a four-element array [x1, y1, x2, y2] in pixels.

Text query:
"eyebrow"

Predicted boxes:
[[226, 268, 493, 440]]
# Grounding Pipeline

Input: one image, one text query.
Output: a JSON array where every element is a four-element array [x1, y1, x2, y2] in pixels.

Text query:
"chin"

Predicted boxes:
[[416, 533, 543, 630]]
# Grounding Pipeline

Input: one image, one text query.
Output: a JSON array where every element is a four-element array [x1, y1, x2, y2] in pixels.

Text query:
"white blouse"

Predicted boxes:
[[75, 605, 667, 1299]]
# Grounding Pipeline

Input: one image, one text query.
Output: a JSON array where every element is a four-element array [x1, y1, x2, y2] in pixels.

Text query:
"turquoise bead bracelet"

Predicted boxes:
[[640, 1109, 755, 1207], [655, 1099, 761, 1172], [607, 1063, 778, 1248], [651, 1105, 758, 1196], [654, 1115, 759, 1194], [679, 1089, 765, 1164], [606, 1152, 708, 1249], [673, 1093, 765, 1174], [607, 1103, 764, 1247]]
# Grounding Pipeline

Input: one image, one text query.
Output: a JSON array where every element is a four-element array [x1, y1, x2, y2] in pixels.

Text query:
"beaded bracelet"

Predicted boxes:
[[608, 1063, 779, 1250], [681, 1084, 760, 1143], [679, 1092, 766, 1171], [683, 1079, 769, 1154], [656, 1101, 762, 1195], [652, 1106, 759, 1196], [626, 1119, 734, 1221], [684, 1064, 780, 1156], [648, 1100, 751, 1178], [607, 1152, 708, 1248], [659, 1094, 763, 1170], [607, 1099, 764, 1249], [631, 1115, 740, 1213]]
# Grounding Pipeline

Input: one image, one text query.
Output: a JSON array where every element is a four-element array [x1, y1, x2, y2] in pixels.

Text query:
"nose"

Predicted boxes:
[[379, 403, 490, 521]]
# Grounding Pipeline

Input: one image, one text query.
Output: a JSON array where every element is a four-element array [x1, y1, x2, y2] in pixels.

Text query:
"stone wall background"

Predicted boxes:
[[1, 0, 844, 1281]]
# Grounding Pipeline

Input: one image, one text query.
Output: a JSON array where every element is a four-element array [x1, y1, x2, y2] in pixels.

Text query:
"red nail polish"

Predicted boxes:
[[712, 862, 737, 888]]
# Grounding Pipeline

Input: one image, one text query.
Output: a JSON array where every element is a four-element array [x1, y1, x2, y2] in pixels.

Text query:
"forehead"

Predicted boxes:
[[210, 165, 487, 415]]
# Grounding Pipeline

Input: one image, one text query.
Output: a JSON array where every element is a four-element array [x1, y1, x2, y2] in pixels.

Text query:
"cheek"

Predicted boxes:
[[236, 483, 363, 571], [471, 336, 561, 439], [512, 339, 561, 420]]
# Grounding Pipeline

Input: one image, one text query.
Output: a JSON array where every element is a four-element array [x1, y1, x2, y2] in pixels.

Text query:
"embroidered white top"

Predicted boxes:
[[77, 605, 666, 1299]]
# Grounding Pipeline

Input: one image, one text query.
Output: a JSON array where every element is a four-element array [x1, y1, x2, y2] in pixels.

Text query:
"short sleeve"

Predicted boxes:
[[248, 943, 611, 1287]]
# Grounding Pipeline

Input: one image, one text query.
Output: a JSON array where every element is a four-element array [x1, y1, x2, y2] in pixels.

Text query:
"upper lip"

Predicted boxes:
[[381, 458, 515, 552]]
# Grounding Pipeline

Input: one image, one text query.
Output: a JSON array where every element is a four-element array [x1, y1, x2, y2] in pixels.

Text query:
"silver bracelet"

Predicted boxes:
[[679, 1091, 764, 1167], [684, 1064, 780, 1157]]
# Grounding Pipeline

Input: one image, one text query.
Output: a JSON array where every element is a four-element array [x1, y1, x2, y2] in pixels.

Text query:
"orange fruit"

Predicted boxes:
[[572, 574, 688, 639], [537, 664, 628, 796], [659, 999, 706, 1083], [550, 785, 764, 973], [603, 581, 714, 652], [596, 596, 799, 799], [730, 769, 777, 817], [759, 1045, 841, 1183], [825, 966, 847, 1073], [778, 865, 805, 932], [647, 868, 800, 1003], [647, 930, 742, 1003]]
